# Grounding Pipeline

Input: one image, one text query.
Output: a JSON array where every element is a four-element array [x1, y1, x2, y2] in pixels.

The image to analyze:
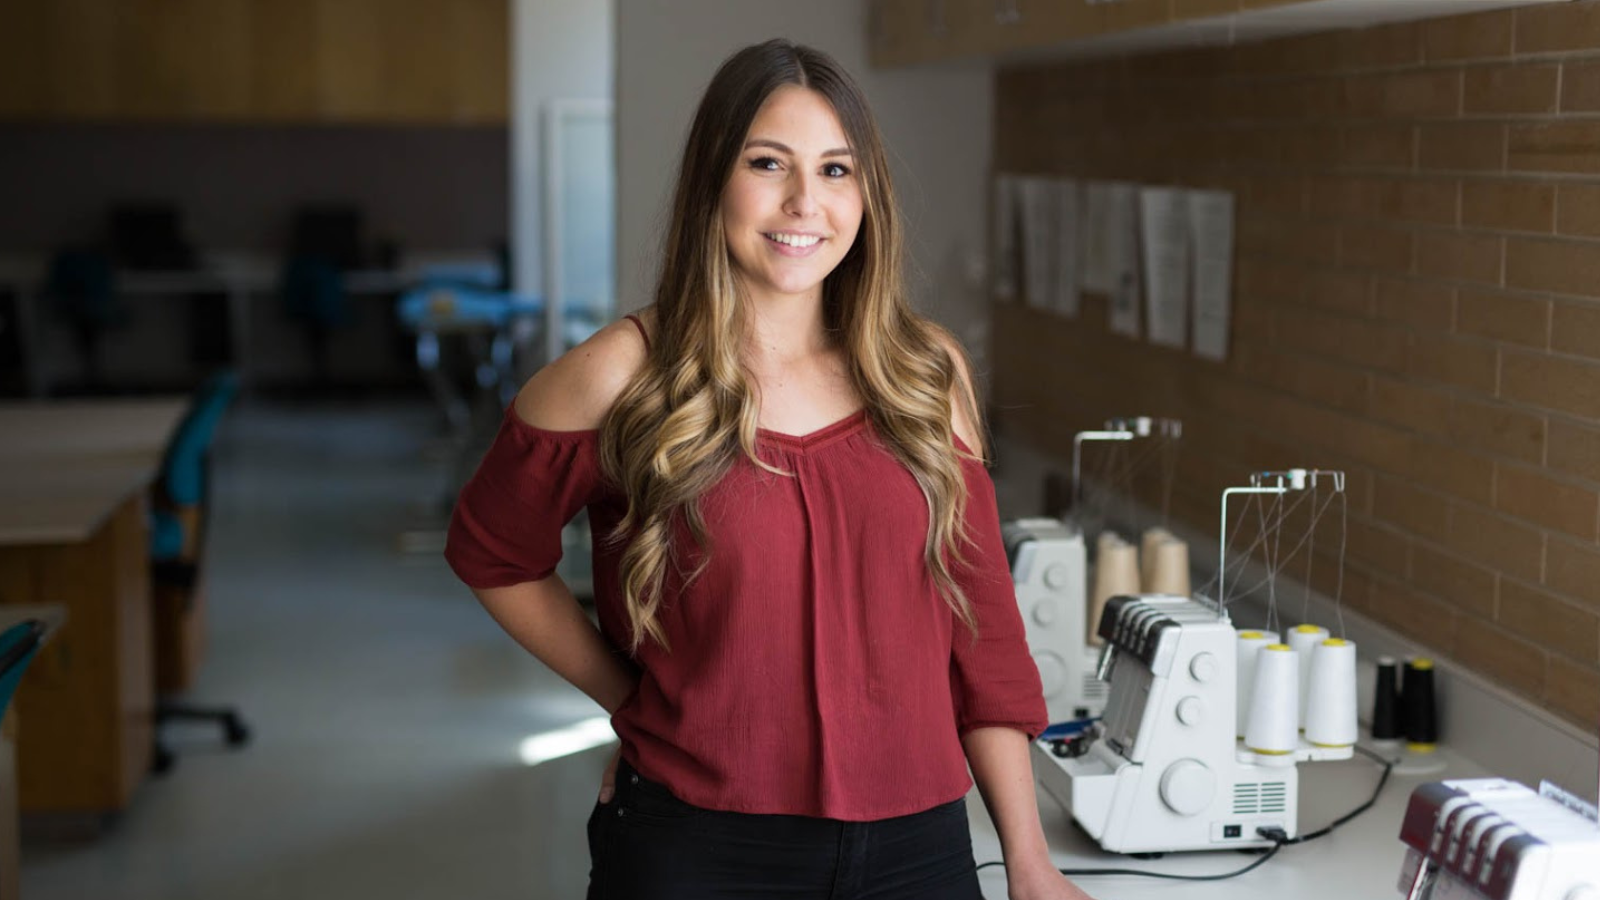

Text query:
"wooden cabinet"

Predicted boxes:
[[0, 0, 509, 123]]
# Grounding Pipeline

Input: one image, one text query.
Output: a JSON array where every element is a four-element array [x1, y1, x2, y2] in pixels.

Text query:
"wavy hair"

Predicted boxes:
[[599, 39, 983, 653]]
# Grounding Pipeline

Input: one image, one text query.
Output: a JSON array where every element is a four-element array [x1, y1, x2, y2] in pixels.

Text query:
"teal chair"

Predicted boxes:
[[150, 370, 249, 774], [0, 620, 47, 721]]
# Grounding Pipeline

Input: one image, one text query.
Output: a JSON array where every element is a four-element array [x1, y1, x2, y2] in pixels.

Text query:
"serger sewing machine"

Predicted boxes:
[[1398, 778, 1600, 900], [1004, 518, 1103, 723], [1031, 469, 1356, 854]]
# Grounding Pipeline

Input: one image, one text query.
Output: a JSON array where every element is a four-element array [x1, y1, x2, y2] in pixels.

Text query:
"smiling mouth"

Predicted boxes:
[[763, 232, 823, 248]]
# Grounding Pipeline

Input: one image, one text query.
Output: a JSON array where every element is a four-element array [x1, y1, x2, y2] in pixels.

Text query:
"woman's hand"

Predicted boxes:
[[598, 746, 621, 803], [1006, 859, 1097, 900]]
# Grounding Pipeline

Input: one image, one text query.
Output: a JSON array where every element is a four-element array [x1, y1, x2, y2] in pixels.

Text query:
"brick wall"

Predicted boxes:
[[991, 0, 1600, 729]]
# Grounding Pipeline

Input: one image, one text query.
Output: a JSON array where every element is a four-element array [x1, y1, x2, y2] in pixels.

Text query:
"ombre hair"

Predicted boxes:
[[599, 38, 983, 653]]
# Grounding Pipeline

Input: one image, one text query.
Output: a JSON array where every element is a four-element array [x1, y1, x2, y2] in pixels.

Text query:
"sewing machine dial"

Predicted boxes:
[[1159, 759, 1215, 816]]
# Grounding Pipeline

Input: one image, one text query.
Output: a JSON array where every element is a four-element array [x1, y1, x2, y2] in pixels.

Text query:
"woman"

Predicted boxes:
[[446, 39, 1094, 900]]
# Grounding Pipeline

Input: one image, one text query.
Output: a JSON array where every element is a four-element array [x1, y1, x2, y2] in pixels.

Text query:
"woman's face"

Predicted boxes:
[[720, 85, 864, 308]]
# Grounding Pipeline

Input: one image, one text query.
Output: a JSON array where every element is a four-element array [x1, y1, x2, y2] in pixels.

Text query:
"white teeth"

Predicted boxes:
[[766, 233, 820, 248]]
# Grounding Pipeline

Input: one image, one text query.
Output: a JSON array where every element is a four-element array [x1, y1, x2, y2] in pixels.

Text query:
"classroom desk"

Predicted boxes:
[[0, 398, 186, 824], [967, 743, 1483, 900]]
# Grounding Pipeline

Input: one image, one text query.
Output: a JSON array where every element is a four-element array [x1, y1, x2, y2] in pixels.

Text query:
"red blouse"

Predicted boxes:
[[445, 403, 1048, 822]]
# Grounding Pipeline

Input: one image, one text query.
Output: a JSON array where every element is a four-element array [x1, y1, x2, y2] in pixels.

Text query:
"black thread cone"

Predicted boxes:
[[1371, 657, 1401, 740], [1402, 658, 1438, 747]]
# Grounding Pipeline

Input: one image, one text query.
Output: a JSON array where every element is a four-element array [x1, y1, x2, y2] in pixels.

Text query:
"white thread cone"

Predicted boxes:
[[1305, 639, 1358, 748], [1144, 538, 1190, 596], [1235, 630, 1279, 738], [1089, 538, 1139, 645], [1287, 624, 1330, 729], [1140, 527, 1172, 588], [1245, 644, 1299, 758]]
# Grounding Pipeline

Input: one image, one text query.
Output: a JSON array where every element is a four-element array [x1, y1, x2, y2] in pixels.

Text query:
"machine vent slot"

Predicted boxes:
[[1082, 675, 1109, 702], [1259, 782, 1288, 813], [1232, 784, 1260, 815]]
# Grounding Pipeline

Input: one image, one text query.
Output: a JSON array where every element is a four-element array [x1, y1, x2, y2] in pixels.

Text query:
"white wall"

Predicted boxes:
[[512, 0, 614, 296], [615, 2, 996, 373]]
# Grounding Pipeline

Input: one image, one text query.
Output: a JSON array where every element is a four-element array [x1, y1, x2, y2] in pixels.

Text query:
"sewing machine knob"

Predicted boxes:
[[1043, 564, 1070, 589], [1159, 759, 1215, 816], [1188, 652, 1218, 683], [1176, 696, 1204, 726], [1032, 600, 1057, 626], [1563, 887, 1600, 900]]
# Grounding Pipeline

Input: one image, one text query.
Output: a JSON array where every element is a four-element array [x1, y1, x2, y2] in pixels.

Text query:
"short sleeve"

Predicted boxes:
[[947, 455, 1050, 741], [444, 408, 605, 589]]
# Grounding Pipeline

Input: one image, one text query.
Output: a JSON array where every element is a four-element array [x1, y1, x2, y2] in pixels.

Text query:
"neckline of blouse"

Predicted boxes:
[[503, 406, 870, 452]]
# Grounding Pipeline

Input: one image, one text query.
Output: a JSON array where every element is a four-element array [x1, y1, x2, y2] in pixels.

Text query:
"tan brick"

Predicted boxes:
[[1409, 436, 1495, 505], [1368, 575, 1461, 647], [1546, 655, 1600, 725], [1456, 613, 1546, 697], [1501, 351, 1600, 421], [1239, 217, 1341, 265], [1505, 237, 1600, 297], [1247, 176, 1308, 216], [1338, 23, 1424, 71], [1451, 503, 1546, 582], [1549, 417, 1600, 487], [1464, 63, 1560, 115], [1455, 290, 1550, 348], [1547, 537, 1600, 611], [1516, 0, 1600, 54], [1448, 395, 1545, 464], [1304, 271, 1371, 316], [1347, 515, 1411, 579], [1423, 9, 1515, 61], [1367, 378, 1451, 434], [1460, 181, 1555, 233], [1234, 258, 1306, 305], [1341, 124, 1417, 171], [1341, 225, 1415, 274], [1373, 477, 1453, 543], [1412, 542, 1498, 617], [1496, 463, 1600, 540], [1344, 70, 1462, 118], [1309, 177, 1370, 218], [1377, 179, 1460, 227], [1550, 303, 1600, 362], [1555, 184, 1600, 238], [1409, 333, 1500, 393], [1560, 60, 1600, 113], [1419, 122, 1506, 173], [1373, 279, 1455, 330], [1509, 122, 1600, 176], [1503, 579, 1600, 663], [1416, 232, 1503, 287], [1280, 306, 1408, 371]]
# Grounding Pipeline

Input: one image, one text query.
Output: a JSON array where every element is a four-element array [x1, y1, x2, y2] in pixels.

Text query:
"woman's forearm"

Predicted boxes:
[[473, 577, 639, 713], [962, 726, 1056, 875]]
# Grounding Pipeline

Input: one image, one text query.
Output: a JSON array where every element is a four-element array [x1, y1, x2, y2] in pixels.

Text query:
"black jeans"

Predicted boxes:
[[587, 758, 984, 900]]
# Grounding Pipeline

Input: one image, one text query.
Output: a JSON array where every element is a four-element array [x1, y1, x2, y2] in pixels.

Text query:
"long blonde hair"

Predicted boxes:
[[599, 39, 983, 653]]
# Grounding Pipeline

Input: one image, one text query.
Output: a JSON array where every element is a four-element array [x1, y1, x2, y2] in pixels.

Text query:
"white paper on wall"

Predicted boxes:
[[1139, 187, 1191, 349], [1105, 182, 1142, 339], [1188, 189, 1235, 362], [1019, 176, 1058, 310], [1054, 179, 1082, 317], [1081, 182, 1114, 295], [993, 174, 1019, 301]]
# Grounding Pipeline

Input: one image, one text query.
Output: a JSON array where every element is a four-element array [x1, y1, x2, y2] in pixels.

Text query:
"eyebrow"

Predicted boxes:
[[744, 138, 853, 158]]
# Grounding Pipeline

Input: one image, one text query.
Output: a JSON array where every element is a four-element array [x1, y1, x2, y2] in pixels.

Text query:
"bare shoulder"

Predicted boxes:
[[926, 325, 982, 453], [511, 313, 651, 431]]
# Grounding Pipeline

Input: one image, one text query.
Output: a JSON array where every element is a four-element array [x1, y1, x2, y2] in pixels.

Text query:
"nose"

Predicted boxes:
[[783, 170, 820, 217]]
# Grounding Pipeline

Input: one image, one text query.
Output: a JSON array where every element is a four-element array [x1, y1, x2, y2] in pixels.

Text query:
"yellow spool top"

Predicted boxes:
[[1293, 624, 1325, 633], [1264, 643, 1292, 652], [1239, 631, 1266, 640], [1322, 638, 1351, 647], [1411, 658, 1434, 671]]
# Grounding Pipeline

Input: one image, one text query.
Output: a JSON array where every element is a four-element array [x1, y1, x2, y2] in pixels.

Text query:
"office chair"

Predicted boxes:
[[0, 620, 47, 721], [43, 247, 126, 392], [150, 369, 249, 774]]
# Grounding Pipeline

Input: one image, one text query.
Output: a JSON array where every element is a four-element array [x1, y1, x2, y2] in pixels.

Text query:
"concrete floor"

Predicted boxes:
[[20, 400, 611, 900]]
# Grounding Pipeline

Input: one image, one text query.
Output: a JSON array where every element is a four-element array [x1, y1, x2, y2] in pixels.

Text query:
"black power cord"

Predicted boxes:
[[977, 742, 1395, 883]]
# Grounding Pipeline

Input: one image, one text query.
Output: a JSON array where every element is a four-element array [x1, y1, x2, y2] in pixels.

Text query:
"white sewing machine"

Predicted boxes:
[[1004, 518, 1104, 723], [1398, 778, 1600, 900], [1032, 593, 1352, 853]]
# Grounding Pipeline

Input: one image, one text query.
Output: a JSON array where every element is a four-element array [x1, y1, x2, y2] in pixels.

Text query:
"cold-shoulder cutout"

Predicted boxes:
[[512, 314, 650, 432]]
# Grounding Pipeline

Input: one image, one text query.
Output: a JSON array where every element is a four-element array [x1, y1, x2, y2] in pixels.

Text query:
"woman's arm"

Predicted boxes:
[[963, 727, 1096, 900], [473, 576, 638, 715]]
